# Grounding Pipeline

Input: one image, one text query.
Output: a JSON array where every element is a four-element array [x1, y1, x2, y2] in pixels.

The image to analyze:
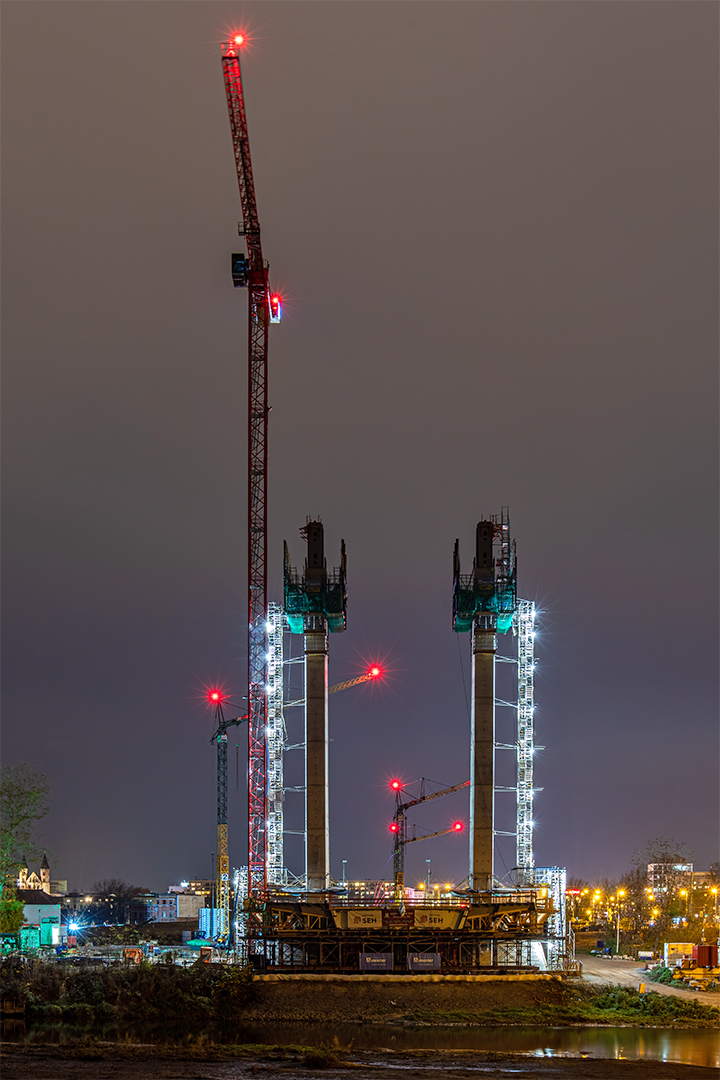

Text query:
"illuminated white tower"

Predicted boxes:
[[266, 602, 285, 885], [515, 600, 535, 884]]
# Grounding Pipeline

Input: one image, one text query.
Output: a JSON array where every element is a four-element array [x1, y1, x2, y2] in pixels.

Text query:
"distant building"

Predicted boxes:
[[16, 888, 61, 946], [147, 893, 205, 922], [17, 855, 66, 897], [167, 880, 212, 896], [692, 871, 714, 889], [648, 862, 693, 893], [345, 880, 395, 901]]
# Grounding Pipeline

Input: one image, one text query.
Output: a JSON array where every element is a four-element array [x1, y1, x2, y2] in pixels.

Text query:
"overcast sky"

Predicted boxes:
[[2, 1, 717, 893]]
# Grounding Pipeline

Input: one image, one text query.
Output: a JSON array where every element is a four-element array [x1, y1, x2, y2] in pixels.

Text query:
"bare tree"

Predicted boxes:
[[632, 837, 694, 952], [91, 879, 150, 924], [0, 763, 50, 933]]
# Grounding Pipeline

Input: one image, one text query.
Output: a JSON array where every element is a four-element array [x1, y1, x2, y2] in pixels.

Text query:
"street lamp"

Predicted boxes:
[[711, 887, 718, 921], [616, 889, 625, 954], [680, 888, 688, 920]]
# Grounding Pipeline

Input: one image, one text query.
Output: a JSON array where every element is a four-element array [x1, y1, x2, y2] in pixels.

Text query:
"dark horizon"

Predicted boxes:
[[2, 2, 717, 894]]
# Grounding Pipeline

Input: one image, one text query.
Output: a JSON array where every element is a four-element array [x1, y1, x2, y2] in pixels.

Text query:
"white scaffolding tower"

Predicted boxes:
[[515, 600, 535, 884], [266, 602, 285, 885]]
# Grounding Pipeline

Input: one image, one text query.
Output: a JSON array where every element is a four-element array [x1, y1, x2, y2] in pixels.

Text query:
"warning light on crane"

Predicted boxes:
[[206, 687, 227, 705], [452, 821, 464, 832], [389, 822, 399, 833], [234, 34, 245, 46], [269, 294, 282, 322], [369, 665, 381, 678], [390, 779, 402, 791]]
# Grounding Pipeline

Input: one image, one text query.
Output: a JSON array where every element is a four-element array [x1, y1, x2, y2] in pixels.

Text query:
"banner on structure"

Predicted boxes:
[[413, 907, 463, 930]]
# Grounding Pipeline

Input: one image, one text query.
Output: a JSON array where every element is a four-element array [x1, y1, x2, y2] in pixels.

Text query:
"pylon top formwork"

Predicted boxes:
[[452, 508, 516, 634], [284, 521, 347, 634]]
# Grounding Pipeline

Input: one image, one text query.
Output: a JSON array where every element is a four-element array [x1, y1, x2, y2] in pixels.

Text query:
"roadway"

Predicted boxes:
[[579, 954, 720, 1006]]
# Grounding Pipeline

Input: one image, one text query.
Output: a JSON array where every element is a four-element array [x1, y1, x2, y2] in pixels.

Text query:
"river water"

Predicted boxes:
[[11, 1021, 719, 1068], [228, 1022, 719, 1067]]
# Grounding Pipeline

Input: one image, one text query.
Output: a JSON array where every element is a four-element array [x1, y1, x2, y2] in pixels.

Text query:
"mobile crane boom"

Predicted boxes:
[[209, 696, 246, 943], [391, 779, 470, 898]]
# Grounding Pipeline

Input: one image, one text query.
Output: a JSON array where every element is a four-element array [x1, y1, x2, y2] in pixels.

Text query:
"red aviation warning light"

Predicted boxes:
[[389, 822, 399, 833], [206, 687, 226, 705], [369, 665, 381, 678], [452, 821, 464, 832], [390, 779, 402, 791], [269, 294, 282, 322], [234, 34, 245, 46]]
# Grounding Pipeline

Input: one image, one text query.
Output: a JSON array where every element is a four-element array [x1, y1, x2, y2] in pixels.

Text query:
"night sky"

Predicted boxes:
[[2, 2, 717, 894]]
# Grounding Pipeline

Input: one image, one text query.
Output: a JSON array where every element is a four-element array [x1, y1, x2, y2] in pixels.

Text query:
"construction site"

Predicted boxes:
[[201, 35, 576, 977]]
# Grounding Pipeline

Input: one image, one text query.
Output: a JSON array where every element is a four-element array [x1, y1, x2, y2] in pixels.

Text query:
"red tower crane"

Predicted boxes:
[[222, 35, 281, 901]]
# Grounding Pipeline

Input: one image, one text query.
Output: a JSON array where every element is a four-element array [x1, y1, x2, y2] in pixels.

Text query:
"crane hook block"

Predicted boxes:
[[231, 253, 248, 288]]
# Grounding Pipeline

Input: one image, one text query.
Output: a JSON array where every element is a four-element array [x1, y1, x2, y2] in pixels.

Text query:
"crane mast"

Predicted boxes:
[[222, 38, 276, 901], [210, 700, 244, 942]]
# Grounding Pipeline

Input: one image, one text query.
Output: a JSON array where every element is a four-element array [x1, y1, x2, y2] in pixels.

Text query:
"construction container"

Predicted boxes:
[[696, 944, 718, 968], [664, 942, 694, 966]]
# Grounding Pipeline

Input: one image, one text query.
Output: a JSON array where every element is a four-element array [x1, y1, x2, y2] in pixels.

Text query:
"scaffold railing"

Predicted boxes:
[[266, 603, 285, 885], [515, 600, 536, 883]]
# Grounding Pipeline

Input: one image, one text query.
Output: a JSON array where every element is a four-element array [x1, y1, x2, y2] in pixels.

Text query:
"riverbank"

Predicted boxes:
[[2, 1043, 718, 1079], [242, 974, 717, 1027], [2, 960, 717, 1030]]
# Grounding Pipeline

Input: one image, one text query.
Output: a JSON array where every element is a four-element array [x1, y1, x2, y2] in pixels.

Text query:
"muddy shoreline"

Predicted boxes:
[[2, 1045, 718, 1079]]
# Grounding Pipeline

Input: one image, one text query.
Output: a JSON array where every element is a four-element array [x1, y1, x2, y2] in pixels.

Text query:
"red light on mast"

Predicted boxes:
[[207, 687, 226, 705], [453, 821, 464, 832], [389, 822, 399, 833], [390, 779, 401, 791], [369, 665, 381, 678], [234, 34, 245, 46]]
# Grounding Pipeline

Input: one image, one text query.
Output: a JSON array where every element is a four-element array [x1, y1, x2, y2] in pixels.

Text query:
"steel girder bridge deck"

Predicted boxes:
[[241, 891, 556, 974]]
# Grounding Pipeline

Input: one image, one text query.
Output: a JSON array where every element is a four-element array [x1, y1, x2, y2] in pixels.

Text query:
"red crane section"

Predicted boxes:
[[222, 37, 274, 900]]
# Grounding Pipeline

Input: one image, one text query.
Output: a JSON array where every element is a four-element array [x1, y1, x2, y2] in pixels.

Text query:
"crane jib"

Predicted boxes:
[[222, 55, 263, 259]]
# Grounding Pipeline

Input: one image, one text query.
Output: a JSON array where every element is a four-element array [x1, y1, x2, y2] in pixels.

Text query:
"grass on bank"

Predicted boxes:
[[1, 955, 255, 1025], [407, 985, 719, 1029]]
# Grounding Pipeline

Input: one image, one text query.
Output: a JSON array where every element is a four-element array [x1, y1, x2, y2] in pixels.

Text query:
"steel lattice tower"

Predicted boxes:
[[515, 600, 536, 883], [266, 602, 285, 885]]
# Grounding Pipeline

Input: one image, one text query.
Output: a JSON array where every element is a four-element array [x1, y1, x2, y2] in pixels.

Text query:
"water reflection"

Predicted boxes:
[[7, 1017, 718, 1067]]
